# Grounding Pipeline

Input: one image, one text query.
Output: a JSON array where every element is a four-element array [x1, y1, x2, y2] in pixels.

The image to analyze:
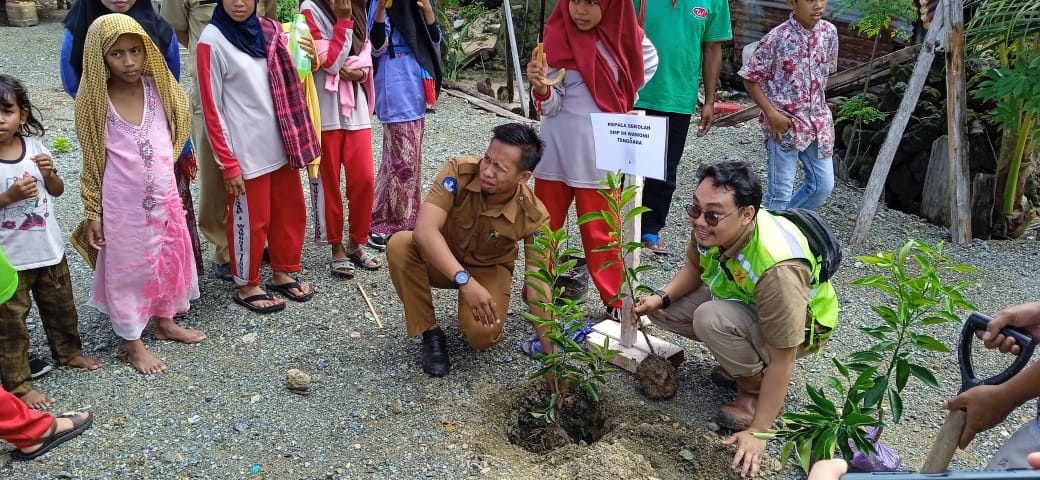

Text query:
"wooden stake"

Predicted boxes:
[[945, 0, 971, 243], [850, 2, 946, 244], [357, 283, 382, 328]]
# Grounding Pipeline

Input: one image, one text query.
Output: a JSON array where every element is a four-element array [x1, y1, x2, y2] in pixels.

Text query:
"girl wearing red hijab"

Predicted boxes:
[[526, 0, 657, 320]]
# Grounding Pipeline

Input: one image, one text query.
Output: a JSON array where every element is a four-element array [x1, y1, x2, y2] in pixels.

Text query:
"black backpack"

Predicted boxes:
[[772, 208, 842, 284]]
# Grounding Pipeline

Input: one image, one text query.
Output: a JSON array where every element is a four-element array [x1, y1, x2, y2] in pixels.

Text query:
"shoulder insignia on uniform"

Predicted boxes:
[[442, 177, 458, 193]]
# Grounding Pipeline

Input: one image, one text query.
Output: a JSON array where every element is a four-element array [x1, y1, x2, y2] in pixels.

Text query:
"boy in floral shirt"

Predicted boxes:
[[739, 0, 838, 211]]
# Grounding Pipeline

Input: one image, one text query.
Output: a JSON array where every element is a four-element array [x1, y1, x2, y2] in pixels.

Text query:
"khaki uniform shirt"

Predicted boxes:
[[425, 157, 550, 269], [686, 218, 817, 350]]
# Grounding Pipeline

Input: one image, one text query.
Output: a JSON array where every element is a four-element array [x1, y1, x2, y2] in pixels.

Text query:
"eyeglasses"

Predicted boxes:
[[686, 203, 742, 226]]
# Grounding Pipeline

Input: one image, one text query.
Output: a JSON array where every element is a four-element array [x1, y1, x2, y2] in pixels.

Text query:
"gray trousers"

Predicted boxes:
[[648, 286, 822, 377]]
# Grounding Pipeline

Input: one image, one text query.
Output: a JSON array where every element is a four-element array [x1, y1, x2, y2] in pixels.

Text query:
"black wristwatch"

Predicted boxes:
[[453, 270, 471, 288], [655, 289, 670, 309]]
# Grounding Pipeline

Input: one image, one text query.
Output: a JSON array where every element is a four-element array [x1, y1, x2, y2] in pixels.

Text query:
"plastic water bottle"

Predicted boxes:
[[289, 13, 311, 78]]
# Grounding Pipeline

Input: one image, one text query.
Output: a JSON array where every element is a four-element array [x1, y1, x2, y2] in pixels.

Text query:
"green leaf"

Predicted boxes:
[[911, 333, 951, 353], [805, 385, 837, 416], [797, 439, 813, 473], [895, 357, 910, 390], [862, 375, 889, 409], [907, 362, 940, 388], [889, 386, 905, 424]]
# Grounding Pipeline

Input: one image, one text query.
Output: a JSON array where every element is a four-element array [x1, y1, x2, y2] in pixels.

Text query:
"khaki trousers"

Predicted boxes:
[[387, 231, 512, 350], [192, 86, 229, 265]]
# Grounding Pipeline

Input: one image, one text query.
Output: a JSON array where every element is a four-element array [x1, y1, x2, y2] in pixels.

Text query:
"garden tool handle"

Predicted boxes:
[[959, 312, 1036, 391], [920, 408, 966, 473]]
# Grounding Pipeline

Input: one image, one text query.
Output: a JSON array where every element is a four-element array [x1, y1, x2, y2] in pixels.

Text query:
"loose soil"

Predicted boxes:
[[472, 380, 783, 479], [637, 354, 679, 400]]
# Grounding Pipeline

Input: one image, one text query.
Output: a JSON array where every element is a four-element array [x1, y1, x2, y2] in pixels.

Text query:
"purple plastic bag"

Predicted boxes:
[[844, 427, 903, 472]]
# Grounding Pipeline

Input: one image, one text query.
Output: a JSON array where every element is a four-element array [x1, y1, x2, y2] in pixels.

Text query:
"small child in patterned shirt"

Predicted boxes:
[[739, 0, 839, 211]]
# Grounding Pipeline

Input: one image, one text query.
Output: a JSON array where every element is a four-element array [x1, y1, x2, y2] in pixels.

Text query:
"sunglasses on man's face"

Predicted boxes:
[[686, 203, 742, 227]]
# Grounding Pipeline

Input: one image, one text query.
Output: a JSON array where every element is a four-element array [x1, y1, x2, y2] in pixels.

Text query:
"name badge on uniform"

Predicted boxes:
[[441, 177, 457, 193]]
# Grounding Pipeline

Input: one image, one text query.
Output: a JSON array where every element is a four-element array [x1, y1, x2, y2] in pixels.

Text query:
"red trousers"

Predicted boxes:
[[227, 165, 306, 286], [0, 385, 51, 449], [534, 179, 622, 308], [315, 128, 375, 247]]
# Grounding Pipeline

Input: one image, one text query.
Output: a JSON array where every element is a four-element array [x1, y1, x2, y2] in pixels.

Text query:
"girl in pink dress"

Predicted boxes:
[[74, 14, 205, 375]]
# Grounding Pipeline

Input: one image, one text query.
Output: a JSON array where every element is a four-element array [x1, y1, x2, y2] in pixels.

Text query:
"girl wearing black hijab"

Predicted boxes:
[[60, 0, 179, 97]]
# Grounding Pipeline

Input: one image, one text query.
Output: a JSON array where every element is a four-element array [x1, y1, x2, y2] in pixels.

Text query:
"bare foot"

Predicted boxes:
[[153, 318, 207, 344], [19, 389, 56, 410], [63, 354, 102, 370], [122, 339, 167, 375]]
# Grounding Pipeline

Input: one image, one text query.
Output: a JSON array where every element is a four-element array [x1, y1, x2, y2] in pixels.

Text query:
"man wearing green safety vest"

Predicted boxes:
[[633, 160, 838, 478]]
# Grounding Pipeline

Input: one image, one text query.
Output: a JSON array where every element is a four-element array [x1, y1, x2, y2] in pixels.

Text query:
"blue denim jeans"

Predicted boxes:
[[764, 135, 834, 211]]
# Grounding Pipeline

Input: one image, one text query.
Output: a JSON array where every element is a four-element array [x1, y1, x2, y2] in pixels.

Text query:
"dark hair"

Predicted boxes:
[[695, 160, 763, 213], [0, 74, 45, 138], [491, 123, 543, 172]]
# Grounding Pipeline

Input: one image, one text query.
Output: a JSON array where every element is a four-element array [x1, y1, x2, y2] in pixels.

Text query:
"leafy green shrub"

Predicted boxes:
[[759, 240, 977, 472], [836, 94, 888, 126], [277, 0, 297, 24], [51, 136, 72, 154], [522, 226, 618, 425]]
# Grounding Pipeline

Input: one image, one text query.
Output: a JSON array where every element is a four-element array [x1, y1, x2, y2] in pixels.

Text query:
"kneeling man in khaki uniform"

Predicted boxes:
[[387, 123, 552, 377]]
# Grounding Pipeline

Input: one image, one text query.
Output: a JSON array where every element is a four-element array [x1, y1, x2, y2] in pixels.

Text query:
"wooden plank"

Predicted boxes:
[[849, 2, 946, 244], [714, 45, 921, 128], [620, 173, 642, 348], [587, 320, 684, 374], [920, 136, 951, 226], [441, 84, 533, 123], [945, 0, 971, 243]]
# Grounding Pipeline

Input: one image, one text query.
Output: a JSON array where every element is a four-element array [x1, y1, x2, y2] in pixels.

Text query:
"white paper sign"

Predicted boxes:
[[590, 112, 668, 181]]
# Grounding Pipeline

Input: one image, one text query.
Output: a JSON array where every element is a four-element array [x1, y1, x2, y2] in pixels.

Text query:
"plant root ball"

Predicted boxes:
[[526, 424, 573, 454], [636, 354, 677, 400]]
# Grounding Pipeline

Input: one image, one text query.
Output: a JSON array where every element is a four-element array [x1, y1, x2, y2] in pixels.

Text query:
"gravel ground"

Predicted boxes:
[[3, 9, 1040, 480]]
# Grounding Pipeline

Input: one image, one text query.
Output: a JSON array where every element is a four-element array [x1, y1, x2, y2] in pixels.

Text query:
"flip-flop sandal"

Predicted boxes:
[[346, 247, 381, 271], [234, 292, 286, 314], [265, 281, 315, 302], [328, 257, 356, 279], [13, 411, 94, 461]]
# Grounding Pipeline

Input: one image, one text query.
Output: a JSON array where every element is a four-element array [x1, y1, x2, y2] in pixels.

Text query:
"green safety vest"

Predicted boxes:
[[698, 212, 839, 344]]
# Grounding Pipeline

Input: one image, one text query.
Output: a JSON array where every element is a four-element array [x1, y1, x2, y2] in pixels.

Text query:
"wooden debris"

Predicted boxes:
[[357, 283, 382, 328]]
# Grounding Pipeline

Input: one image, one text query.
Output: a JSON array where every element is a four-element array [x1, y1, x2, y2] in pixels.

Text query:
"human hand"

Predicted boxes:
[[31, 153, 56, 178], [526, 47, 548, 89], [339, 67, 364, 82], [766, 112, 792, 142], [722, 429, 767, 478], [417, 0, 435, 24], [460, 280, 499, 327], [632, 294, 662, 325], [87, 218, 105, 249], [5, 175, 37, 202], [298, 34, 318, 67], [224, 175, 246, 196], [946, 383, 1018, 449], [697, 102, 715, 137], [980, 302, 1040, 354], [806, 458, 848, 480], [330, 0, 351, 19]]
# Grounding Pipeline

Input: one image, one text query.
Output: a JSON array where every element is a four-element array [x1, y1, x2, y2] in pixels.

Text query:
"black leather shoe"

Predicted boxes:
[[421, 327, 450, 377]]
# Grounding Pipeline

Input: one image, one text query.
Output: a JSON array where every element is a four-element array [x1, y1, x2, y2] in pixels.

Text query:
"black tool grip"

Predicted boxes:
[[959, 312, 1036, 391]]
